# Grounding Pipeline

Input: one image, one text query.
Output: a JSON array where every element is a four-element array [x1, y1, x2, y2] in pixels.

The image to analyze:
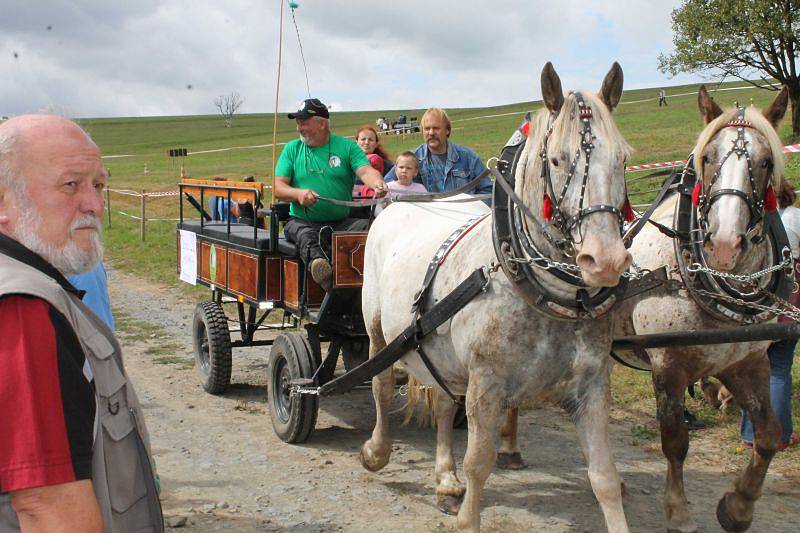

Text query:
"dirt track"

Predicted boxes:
[[108, 268, 800, 532]]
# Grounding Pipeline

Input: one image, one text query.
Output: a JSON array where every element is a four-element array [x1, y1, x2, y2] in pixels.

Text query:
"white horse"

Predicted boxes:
[[498, 85, 791, 533], [360, 63, 633, 532]]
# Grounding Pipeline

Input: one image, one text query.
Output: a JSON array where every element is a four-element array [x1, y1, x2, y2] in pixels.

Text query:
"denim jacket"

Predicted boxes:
[[385, 141, 492, 196]]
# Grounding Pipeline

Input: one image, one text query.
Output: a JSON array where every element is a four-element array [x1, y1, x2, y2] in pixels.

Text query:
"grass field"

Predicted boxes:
[[88, 81, 800, 460]]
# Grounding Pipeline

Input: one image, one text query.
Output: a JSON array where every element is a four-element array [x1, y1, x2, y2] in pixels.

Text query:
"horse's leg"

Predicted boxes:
[[496, 407, 525, 470], [359, 330, 394, 472], [457, 371, 503, 532], [651, 362, 697, 533], [714, 354, 780, 532], [434, 392, 466, 514], [571, 375, 630, 533]]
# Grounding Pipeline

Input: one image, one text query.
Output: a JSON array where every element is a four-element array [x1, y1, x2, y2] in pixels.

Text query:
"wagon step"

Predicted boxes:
[[289, 378, 315, 387]]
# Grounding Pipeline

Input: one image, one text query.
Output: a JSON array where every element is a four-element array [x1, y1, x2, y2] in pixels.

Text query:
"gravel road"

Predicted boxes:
[[108, 268, 800, 532]]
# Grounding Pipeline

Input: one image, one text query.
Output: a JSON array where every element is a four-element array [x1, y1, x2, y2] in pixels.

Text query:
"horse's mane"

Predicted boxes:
[[520, 91, 631, 198], [693, 107, 784, 187]]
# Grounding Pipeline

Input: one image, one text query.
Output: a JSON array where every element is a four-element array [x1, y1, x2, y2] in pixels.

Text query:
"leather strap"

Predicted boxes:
[[318, 268, 489, 397], [317, 169, 492, 208]]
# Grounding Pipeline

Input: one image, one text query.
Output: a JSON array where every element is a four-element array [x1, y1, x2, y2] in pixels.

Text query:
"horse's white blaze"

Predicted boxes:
[[705, 129, 751, 269]]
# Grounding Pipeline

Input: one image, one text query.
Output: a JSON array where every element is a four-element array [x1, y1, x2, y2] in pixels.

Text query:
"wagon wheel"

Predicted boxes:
[[340, 337, 369, 372], [268, 332, 319, 443], [192, 301, 232, 395]]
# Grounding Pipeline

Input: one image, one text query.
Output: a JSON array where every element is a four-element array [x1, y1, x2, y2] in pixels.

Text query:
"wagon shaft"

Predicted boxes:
[[612, 322, 800, 350]]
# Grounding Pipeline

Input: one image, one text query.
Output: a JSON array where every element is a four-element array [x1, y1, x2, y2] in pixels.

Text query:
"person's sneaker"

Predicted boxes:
[[310, 258, 333, 291]]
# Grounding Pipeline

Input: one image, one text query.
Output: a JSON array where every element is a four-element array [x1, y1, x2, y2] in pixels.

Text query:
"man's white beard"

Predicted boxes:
[[13, 207, 104, 276]]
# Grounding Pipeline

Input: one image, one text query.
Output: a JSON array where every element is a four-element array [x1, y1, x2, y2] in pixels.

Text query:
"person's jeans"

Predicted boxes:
[[741, 338, 797, 443]]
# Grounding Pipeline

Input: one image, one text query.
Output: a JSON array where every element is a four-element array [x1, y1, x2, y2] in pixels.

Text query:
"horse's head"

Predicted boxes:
[[694, 85, 788, 271], [531, 62, 632, 286]]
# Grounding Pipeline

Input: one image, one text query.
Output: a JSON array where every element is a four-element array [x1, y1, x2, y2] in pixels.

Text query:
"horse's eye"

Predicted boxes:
[[550, 157, 560, 167], [762, 158, 772, 169], [702, 155, 710, 164]]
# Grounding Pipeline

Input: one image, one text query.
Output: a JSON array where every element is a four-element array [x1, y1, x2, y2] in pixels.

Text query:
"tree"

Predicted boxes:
[[659, 0, 800, 136], [214, 92, 245, 128]]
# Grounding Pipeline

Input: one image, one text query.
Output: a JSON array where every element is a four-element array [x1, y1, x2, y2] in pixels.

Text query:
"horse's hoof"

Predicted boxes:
[[716, 492, 752, 532], [496, 451, 525, 470], [359, 444, 390, 472], [436, 493, 463, 515]]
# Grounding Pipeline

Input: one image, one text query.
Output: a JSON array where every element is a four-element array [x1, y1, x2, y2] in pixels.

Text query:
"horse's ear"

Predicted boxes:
[[697, 85, 722, 124], [599, 62, 623, 110], [763, 86, 789, 127], [541, 62, 564, 113]]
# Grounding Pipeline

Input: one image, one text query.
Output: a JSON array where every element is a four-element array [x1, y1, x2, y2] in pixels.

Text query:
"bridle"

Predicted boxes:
[[692, 106, 777, 239], [539, 92, 633, 255]]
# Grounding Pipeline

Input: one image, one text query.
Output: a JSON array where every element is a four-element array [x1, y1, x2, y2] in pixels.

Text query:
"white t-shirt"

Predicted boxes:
[[779, 205, 800, 259]]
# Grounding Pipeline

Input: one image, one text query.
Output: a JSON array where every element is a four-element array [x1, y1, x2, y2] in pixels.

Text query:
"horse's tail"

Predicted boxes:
[[402, 375, 438, 428]]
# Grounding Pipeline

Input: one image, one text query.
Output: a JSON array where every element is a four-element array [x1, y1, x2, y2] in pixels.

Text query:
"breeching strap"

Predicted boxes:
[[317, 268, 489, 397]]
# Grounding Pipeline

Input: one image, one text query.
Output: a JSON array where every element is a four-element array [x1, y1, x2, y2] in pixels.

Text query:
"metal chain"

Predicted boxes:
[[506, 256, 651, 280], [686, 252, 792, 283], [677, 284, 800, 322]]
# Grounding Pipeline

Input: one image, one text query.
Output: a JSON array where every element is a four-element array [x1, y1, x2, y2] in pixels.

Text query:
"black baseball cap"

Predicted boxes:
[[288, 98, 330, 119]]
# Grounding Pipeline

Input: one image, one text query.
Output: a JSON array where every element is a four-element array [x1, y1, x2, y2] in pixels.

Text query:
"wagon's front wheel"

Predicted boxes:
[[268, 332, 319, 443], [193, 301, 232, 394]]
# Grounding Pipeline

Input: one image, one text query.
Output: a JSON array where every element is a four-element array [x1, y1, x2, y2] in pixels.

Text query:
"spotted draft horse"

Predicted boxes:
[[498, 85, 791, 532], [360, 63, 634, 532]]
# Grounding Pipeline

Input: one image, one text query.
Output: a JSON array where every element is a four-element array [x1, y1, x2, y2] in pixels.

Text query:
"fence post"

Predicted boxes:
[[105, 187, 111, 228], [140, 190, 146, 241]]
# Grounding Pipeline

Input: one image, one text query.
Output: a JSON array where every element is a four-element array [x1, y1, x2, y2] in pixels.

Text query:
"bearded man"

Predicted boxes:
[[274, 98, 387, 291], [0, 115, 163, 532]]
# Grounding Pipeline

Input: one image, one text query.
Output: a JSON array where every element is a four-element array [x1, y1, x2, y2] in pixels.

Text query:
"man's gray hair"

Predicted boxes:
[[0, 129, 18, 189]]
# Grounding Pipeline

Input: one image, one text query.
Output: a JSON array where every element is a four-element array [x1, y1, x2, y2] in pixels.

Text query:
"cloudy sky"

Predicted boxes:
[[1, 0, 706, 118]]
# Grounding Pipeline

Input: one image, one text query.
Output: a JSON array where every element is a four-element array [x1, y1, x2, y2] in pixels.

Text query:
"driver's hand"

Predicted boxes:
[[298, 189, 319, 207], [372, 182, 389, 198]]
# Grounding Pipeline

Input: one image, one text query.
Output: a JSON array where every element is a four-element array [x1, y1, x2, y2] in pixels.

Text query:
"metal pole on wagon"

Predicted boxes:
[[270, 0, 285, 205]]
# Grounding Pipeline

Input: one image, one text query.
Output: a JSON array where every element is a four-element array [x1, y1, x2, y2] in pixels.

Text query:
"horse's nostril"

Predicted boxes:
[[576, 253, 598, 272]]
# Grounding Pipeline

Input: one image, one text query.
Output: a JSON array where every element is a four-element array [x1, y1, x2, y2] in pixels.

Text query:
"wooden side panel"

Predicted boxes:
[[282, 258, 325, 309], [228, 249, 258, 300], [283, 259, 300, 309], [307, 275, 325, 307], [333, 232, 368, 288], [181, 178, 263, 203], [198, 242, 228, 287], [265, 257, 282, 301]]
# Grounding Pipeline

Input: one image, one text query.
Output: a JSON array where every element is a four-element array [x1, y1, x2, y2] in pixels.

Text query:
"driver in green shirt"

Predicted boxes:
[[274, 98, 387, 290]]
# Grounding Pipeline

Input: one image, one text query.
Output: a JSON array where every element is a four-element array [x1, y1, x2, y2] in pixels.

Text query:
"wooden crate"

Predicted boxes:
[[333, 232, 368, 288]]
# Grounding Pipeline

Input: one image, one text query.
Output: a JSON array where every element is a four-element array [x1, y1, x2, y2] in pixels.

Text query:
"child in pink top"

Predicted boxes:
[[376, 151, 427, 214]]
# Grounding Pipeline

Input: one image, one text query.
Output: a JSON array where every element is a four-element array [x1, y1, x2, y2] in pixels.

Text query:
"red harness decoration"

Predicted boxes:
[[764, 184, 777, 212], [542, 194, 553, 220], [624, 199, 636, 222], [691, 181, 703, 207]]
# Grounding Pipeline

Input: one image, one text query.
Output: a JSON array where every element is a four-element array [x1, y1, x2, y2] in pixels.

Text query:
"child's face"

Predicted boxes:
[[395, 157, 418, 185]]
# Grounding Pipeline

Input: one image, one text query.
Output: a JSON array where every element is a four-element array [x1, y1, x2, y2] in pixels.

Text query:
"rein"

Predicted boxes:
[[314, 169, 492, 208]]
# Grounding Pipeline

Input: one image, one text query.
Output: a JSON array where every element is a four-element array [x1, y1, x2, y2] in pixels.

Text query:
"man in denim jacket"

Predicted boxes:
[[384, 108, 492, 197]]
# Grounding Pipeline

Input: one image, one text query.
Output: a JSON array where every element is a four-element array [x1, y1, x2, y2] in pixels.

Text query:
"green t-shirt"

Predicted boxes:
[[275, 134, 369, 222]]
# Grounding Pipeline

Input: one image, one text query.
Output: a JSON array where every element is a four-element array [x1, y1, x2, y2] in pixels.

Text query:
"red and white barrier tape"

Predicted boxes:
[[626, 144, 800, 172]]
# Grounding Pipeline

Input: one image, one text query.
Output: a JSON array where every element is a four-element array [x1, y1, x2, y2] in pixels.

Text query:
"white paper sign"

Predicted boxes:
[[179, 230, 197, 285]]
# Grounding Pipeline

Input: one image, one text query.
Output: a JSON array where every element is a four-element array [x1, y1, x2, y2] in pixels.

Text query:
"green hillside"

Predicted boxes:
[[85, 80, 799, 285]]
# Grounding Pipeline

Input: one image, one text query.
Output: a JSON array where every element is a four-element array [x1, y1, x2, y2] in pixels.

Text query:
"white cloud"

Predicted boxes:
[[0, 0, 699, 118]]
